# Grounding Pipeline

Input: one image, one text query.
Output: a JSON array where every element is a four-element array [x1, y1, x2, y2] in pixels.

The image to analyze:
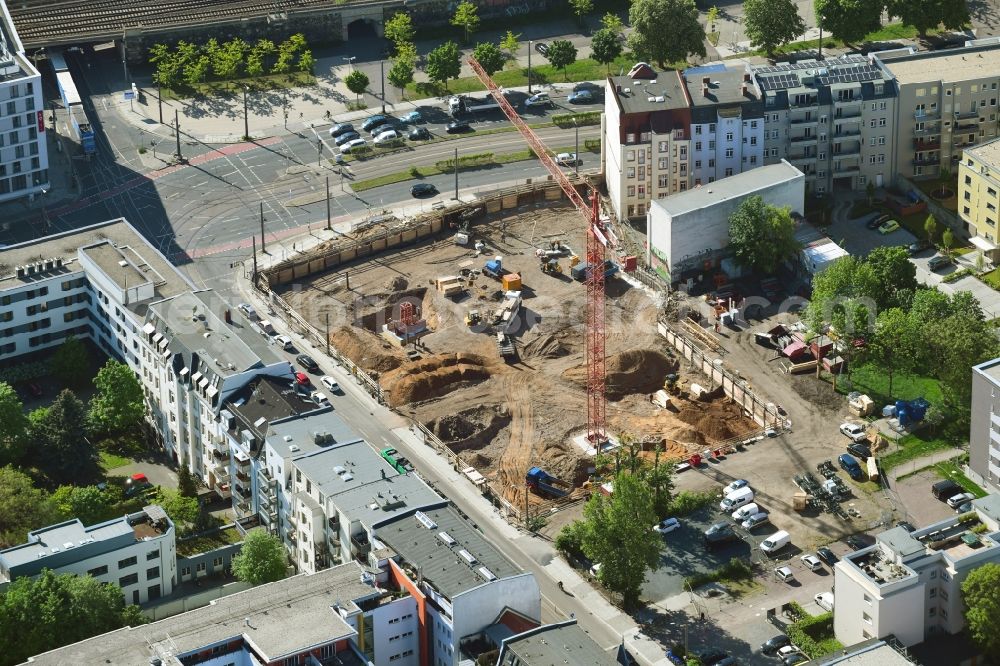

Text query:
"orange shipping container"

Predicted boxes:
[[502, 273, 522, 291]]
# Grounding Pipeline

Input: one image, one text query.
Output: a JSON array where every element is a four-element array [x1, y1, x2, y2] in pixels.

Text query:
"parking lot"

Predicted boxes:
[[827, 209, 917, 257]]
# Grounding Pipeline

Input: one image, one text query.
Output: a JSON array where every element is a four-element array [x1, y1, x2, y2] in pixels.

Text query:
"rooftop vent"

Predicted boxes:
[[118, 260, 128, 268], [289, 444, 300, 453], [459, 549, 477, 564], [415, 511, 437, 530], [342, 473, 354, 482], [438, 531, 456, 545], [477, 566, 497, 582]]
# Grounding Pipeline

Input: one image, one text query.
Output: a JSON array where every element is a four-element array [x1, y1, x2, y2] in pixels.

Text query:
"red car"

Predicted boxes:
[[295, 372, 311, 386]]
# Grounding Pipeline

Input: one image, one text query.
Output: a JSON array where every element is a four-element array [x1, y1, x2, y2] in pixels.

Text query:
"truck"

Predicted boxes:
[[570, 259, 619, 282], [525, 467, 571, 498], [483, 256, 507, 279], [449, 92, 506, 116]]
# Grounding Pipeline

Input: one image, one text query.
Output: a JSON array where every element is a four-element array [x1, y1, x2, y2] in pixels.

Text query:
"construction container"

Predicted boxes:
[[570, 262, 590, 281], [793, 492, 809, 512], [848, 394, 874, 417], [501, 273, 522, 291], [690, 383, 708, 399], [569, 255, 581, 268], [623, 255, 638, 272], [454, 232, 470, 245]]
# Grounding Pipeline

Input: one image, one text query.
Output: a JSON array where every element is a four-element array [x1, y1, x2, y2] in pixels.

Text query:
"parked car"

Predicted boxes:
[[653, 517, 681, 534], [838, 453, 864, 480], [704, 521, 739, 547], [814, 592, 834, 611], [761, 635, 791, 655], [320, 375, 341, 393], [411, 183, 438, 197], [908, 239, 931, 254], [761, 530, 791, 554], [329, 122, 354, 137], [340, 138, 368, 154], [741, 512, 770, 530], [556, 152, 578, 166], [783, 654, 808, 666], [839, 422, 867, 442], [310, 390, 329, 406], [361, 114, 390, 132], [400, 110, 422, 124], [296, 354, 320, 373], [237, 302, 258, 320], [947, 491, 976, 508], [775, 566, 795, 583], [932, 479, 963, 501], [294, 372, 311, 386], [409, 127, 431, 141], [525, 92, 551, 107], [957, 500, 974, 513], [534, 42, 549, 55], [847, 441, 872, 460], [865, 214, 885, 229], [275, 334, 294, 351], [695, 648, 728, 665], [446, 120, 472, 133], [373, 129, 402, 144], [732, 502, 760, 522], [846, 534, 868, 550], [724, 479, 750, 494], [896, 521, 916, 533], [367, 120, 393, 136], [567, 89, 594, 103], [878, 219, 901, 234], [720, 487, 754, 512], [928, 254, 951, 271], [801, 554, 823, 570], [334, 130, 361, 146], [816, 547, 837, 565]]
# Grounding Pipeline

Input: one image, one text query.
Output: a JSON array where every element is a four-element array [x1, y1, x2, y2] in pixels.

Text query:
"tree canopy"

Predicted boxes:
[[864, 245, 917, 310], [34, 390, 100, 488], [0, 467, 61, 548], [231, 530, 287, 585], [426, 41, 462, 89], [51, 485, 122, 526], [627, 0, 705, 68], [727, 195, 800, 274], [451, 1, 480, 43], [344, 70, 369, 102], [89, 360, 145, 436], [388, 43, 416, 96], [963, 562, 1000, 659], [0, 569, 147, 664], [0, 383, 27, 467], [544, 40, 578, 80], [570, 0, 594, 21], [384, 12, 415, 48], [887, 0, 969, 37], [814, 0, 883, 45], [742, 0, 806, 56], [472, 42, 507, 77], [50, 337, 89, 388], [806, 256, 880, 337], [591, 28, 624, 72]]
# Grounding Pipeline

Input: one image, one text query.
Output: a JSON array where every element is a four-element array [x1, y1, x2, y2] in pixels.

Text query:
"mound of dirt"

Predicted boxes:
[[329, 326, 405, 374], [380, 353, 493, 406], [384, 276, 409, 292], [428, 405, 512, 452], [521, 332, 572, 360], [562, 349, 677, 398], [673, 397, 757, 443]]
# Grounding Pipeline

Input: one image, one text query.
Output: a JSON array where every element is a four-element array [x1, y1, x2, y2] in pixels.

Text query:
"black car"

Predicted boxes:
[[334, 130, 361, 146], [866, 213, 890, 230], [411, 183, 438, 197], [696, 648, 728, 665], [847, 441, 872, 460], [360, 114, 389, 132], [409, 127, 431, 141], [446, 120, 472, 133], [704, 521, 738, 547], [846, 535, 868, 551], [535, 42, 549, 55], [908, 239, 931, 255], [816, 546, 838, 565], [896, 521, 916, 532], [760, 635, 791, 655], [932, 478, 963, 501], [329, 122, 354, 137], [368, 120, 393, 135], [783, 654, 808, 666], [296, 354, 320, 373]]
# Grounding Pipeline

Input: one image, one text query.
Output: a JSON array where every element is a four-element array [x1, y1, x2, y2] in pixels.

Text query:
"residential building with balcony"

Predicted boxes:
[[957, 138, 1000, 262], [751, 55, 897, 195], [0, 0, 48, 204], [377, 505, 541, 666], [969, 358, 1000, 492], [833, 494, 1000, 647], [878, 38, 1000, 180], [21, 561, 416, 666], [0, 505, 174, 605]]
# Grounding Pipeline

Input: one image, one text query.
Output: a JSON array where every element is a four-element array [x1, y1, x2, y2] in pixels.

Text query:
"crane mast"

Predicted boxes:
[[467, 56, 611, 444]]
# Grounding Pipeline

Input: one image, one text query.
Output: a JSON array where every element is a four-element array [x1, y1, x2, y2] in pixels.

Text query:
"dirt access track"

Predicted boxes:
[[278, 202, 761, 506]]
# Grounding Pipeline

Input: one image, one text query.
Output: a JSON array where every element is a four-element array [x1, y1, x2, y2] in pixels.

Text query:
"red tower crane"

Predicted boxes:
[[467, 57, 614, 444]]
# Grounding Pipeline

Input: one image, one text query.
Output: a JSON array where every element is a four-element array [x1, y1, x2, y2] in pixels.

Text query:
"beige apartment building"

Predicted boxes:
[[957, 138, 1000, 258], [878, 38, 1000, 181]]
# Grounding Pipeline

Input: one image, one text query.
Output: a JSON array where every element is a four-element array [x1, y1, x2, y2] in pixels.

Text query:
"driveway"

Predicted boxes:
[[828, 212, 916, 257], [116, 460, 179, 490]]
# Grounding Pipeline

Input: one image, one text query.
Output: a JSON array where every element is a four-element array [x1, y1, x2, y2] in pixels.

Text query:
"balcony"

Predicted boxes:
[[834, 96, 863, 108], [328, 516, 340, 530], [235, 456, 250, 469], [912, 156, 940, 166], [956, 121, 979, 132], [789, 116, 819, 126], [913, 126, 941, 137], [351, 533, 371, 556], [834, 166, 861, 176], [328, 529, 341, 546], [234, 482, 251, 498], [788, 155, 814, 166], [789, 97, 819, 108], [236, 470, 250, 484], [836, 114, 864, 124], [955, 109, 980, 120], [914, 139, 941, 150], [833, 143, 862, 157], [915, 109, 940, 119], [833, 127, 861, 137], [790, 134, 818, 144]]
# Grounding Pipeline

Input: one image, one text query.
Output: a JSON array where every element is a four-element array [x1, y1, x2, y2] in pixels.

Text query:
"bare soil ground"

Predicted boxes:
[[279, 203, 759, 506]]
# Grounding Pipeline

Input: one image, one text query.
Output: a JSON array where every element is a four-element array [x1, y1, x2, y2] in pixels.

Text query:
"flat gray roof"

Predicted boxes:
[[376, 505, 521, 600], [878, 41, 1000, 85], [686, 66, 758, 107], [805, 640, 914, 665], [973, 493, 1000, 523], [500, 621, 616, 666], [329, 466, 442, 530], [651, 160, 803, 217], [965, 137, 1000, 170], [609, 70, 689, 114], [876, 526, 924, 558], [24, 563, 380, 665], [227, 375, 320, 440], [267, 410, 367, 460], [974, 357, 1000, 385]]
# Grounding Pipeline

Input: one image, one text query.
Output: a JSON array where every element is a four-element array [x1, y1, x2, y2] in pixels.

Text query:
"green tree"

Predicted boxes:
[[865, 245, 917, 310], [0, 382, 27, 466], [887, 0, 969, 38], [727, 195, 800, 274], [149, 43, 181, 88], [555, 520, 587, 557], [203, 38, 221, 76], [602, 11, 624, 35], [579, 473, 661, 609], [157, 488, 200, 530], [231, 529, 288, 585], [472, 42, 507, 77], [942, 228, 955, 257], [51, 337, 89, 388], [184, 54, 210, 85], [925, 213, 938, 244], [247, 38, 276, 78], [814, 0, 883, 45], [742, 0, 805, 57], [628, 0, 706, 68], [592, 28, 624, 73], [426, 41, 462, 90], [344, 70, 369, 103], [51, 485, 118, 526], [570, 0, 594, 23], [387, 44, 416, 98], [177, 464, 198, 498], [806, 256, 880, 337], [500, 30, 521, 59], [217, 38, 249, 80], [0, 467, 61, 548], [89, 360, 145, 436], [384, 12, 415, 49], [545, 39, 578, 80], [272, 34, 305, 77], [35, 390, 99, 487], [451, 0, 480, 44], [866, 180, 875, 204], [706, 5, 720, 32], [643, 445, 675, 519], [865, 308, 918, 398], [174, 41, 199, 79], [962, 562, 1000, 659], [0, 569, 146, 663], [297, 49, 316, 74]]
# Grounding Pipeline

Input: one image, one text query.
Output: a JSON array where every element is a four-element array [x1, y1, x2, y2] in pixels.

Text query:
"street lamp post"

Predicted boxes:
[[380, 60, 386, 114], [574, 118, 579, 176], [343, 56, 356, 71], [157, 81, 164, 124], [527, 41, 532, 95], [242, 84, 250, 140]]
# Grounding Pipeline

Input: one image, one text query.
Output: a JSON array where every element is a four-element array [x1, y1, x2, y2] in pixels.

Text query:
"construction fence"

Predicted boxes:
[[657, 320, 786, 431]]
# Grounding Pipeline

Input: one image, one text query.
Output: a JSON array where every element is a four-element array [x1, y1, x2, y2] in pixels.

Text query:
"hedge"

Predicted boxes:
[[552, 111, 601, 128], [787, 608, 842, 657]]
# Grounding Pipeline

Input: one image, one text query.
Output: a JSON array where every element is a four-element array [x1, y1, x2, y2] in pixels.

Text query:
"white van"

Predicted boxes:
[[761, 530, 791, 555], [732, 502, 760, 522], [720, 486, 754, 512]]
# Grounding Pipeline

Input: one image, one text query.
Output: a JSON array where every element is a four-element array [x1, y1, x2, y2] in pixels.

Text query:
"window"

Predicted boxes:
[[725, 148, 734, 158], [709, 123, 716, 132], [146, 566, 160, 580], [118, 556, 137, 569], [695, 125, 702, 135], [725, 132, 734, 142], [750, 155, 757, 165], [213, 556, 223, 567], [88, 565, 108, 576], [750, 136, 757, 145], [637, 184, 645, 199], [626, 150, 635, 162], [863, 612, 873, 624], [708, 159, 715, 168], [695, 141, 702, 151], [657, 158, 667, 169], [695, 160, 701, 169], [878, 136, 885, 145], [769, 148, 778, 157], [119, 573, 139, 587], [819, 152, 826, 160], [879, 118, 886, 127], [724, 168, 733, 177], [929, 588, 937, 598], [638, 166, 646, 179], [967, 175, 973, 185], [863, 593, 872, 605], [197, 561, 206, 572], [627, 185, 635, 197], [181, 566, 190, 576], [750, 120, 758, 129], [928, 608, 936, 617], [146, 549, 158, 561]]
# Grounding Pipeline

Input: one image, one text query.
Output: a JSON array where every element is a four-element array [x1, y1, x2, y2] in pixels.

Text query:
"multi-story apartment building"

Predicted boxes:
[[878, 38, 1000, 181], [969, 358, 1000, 493], [22, 561, 417, 666], [750, 55, 897, 195], [494, 620, 619, 666], [0, 505, 174, 605], [834, 494, 1000, 647], [0, 0, 48, 204], [956, 138, 1000, 261]]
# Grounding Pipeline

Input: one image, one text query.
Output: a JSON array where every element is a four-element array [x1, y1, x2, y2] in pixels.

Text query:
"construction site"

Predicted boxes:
[[267, 192, 763, 510]]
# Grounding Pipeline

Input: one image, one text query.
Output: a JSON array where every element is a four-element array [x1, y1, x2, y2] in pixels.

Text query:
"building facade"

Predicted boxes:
[[0, 0, 47, 205], [969, 358, 1000, 493], [833, 495, 1000, 647], [957, 139, 1000, 261], [0, 506, 175, 605]]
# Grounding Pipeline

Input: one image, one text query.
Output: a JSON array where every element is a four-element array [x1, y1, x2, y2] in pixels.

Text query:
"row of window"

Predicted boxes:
[[0, 169, 47, 195]]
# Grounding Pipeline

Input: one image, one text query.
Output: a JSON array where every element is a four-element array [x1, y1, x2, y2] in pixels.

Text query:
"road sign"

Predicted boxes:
[[123, 90, 136, 101]]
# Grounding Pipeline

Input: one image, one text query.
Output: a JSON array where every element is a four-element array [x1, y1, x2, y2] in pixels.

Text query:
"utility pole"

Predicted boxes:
[[259, 202, 266, 254], [575, 122, 580, 176], [818, 20, 824, 60], [325, 313, 330, 356], [317, 138, 323, 166], [174, 109, 181, 160], [157, 82, 163, 124], [326, 176, 331, 230], [243, 84, 249, 140], [527, 41, 533, 95], [454, 147, 459, 200], [380, 60, 386, 114], [252, 236, 258, 281]]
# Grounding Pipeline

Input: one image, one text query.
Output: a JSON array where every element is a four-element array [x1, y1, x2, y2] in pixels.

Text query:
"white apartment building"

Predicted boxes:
[[0, 505, 175, 605], [0, 0, 48, 204], [969, 358, 1000, 493], [834, 494, 1000, 647]]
